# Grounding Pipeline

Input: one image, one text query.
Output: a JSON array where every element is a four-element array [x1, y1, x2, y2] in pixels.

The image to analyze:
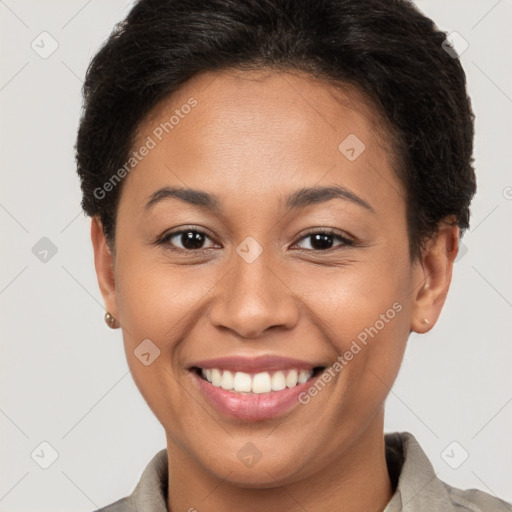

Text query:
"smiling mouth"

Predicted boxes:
[[191, 366, 325, 394]]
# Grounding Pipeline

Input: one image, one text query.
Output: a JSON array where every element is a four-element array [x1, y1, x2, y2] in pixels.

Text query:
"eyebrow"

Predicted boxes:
[[285, 185, 374, 213], [144, 185, 374, 213], [145, 187, 221, 211]]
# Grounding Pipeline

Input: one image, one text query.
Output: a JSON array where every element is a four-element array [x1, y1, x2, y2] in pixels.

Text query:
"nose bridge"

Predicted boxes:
[[208, 245, 299, 338]]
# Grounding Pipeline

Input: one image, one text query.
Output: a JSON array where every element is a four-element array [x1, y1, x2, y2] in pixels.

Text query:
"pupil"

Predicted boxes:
[[311, 233, 332, 250], [182, 231, 204, 249]]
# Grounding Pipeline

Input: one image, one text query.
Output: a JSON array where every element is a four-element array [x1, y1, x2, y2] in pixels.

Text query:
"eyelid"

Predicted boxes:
[[156, 226, 220, 248], [290, 228, 355, 250], [155, 226, 355, 252]]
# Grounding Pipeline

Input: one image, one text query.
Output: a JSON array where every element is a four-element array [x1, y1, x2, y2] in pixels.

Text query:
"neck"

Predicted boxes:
[[166, 410, 393, 512]]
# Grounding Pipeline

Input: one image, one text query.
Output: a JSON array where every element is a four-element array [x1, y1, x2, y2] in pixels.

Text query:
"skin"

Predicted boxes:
[[91, 69, 459, 512]]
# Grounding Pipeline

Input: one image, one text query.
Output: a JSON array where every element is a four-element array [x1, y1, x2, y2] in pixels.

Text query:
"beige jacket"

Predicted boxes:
[[93, 432, 511, 511]]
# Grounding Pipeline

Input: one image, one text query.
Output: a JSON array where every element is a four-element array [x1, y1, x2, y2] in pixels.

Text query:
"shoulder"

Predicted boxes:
[[89, 448, 168, 512], [442, 482, 512, 512], [385, 432, 512, 512], [91, 496, 136, 512]]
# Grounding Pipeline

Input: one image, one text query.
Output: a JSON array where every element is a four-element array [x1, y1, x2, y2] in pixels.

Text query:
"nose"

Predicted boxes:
[[208, 252, 300, 339]]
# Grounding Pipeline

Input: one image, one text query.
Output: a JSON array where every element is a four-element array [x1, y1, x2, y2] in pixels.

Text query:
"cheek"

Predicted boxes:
[[113, 258, 214, 421], [294, 255, 412, 390], [297, 255, 410, 335], [115, 255, 217, 343]]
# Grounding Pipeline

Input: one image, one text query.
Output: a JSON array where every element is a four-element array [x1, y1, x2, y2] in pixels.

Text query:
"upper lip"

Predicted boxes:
[[189, 355, 324, 373]]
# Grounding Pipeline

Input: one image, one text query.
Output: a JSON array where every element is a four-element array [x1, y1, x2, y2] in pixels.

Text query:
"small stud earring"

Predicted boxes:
[[422, 318, 431, 326], [105, 312, 119, 329]]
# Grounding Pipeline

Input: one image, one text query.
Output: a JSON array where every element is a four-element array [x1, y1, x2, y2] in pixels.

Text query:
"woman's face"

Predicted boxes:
[[93, 69, 450, 486]]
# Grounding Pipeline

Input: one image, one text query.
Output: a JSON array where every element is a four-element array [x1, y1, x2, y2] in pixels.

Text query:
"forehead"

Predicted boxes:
[[124, 68, 404, 213]]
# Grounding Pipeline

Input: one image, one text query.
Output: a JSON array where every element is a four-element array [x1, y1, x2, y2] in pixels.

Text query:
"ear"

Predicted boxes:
[[410, 218, 460, 334], [90, 217, 119, 324]]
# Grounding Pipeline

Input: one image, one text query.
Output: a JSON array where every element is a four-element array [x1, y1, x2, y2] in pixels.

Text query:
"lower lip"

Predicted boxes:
[[191, 370, 320, 421]]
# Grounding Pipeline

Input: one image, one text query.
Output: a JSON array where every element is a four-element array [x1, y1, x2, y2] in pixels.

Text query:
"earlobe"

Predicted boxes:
[[410, 221, 459, 334], [90, 217, 119, 322]]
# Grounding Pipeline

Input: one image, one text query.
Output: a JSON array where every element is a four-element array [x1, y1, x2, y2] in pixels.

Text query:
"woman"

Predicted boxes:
[[75, 0, 511, 510]]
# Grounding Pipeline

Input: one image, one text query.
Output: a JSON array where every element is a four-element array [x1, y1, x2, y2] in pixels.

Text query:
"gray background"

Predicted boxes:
[[1, 0, 511, 510]]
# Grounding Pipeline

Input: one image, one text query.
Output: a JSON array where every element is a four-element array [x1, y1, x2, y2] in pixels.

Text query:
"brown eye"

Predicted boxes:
[[295, 231, 353, 251], [159, 229, 217, 251]]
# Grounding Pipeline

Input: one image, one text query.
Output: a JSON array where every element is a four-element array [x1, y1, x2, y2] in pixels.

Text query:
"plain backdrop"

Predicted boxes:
[[1, 0, 511, 510]]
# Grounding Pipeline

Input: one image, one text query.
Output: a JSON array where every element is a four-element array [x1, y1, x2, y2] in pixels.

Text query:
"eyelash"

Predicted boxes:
[[155, 227, 355, 252], [292, 228, 355, 251]]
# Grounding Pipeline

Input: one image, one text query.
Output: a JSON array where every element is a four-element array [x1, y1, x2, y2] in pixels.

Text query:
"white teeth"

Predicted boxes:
[[233, 371, 252, 392], [297, 369, 311, 384], [199, 368, 315, 394], [271, 371, 286, 391], [252, 372, 272, 393], [286, 369, 298, 388], [220, 370, 234, 390], [211, 369, 222, 387]]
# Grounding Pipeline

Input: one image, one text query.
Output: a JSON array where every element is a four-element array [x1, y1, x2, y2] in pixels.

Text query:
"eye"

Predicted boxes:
[[157, 228, 218, 251], [293, 230, 354, 251]]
